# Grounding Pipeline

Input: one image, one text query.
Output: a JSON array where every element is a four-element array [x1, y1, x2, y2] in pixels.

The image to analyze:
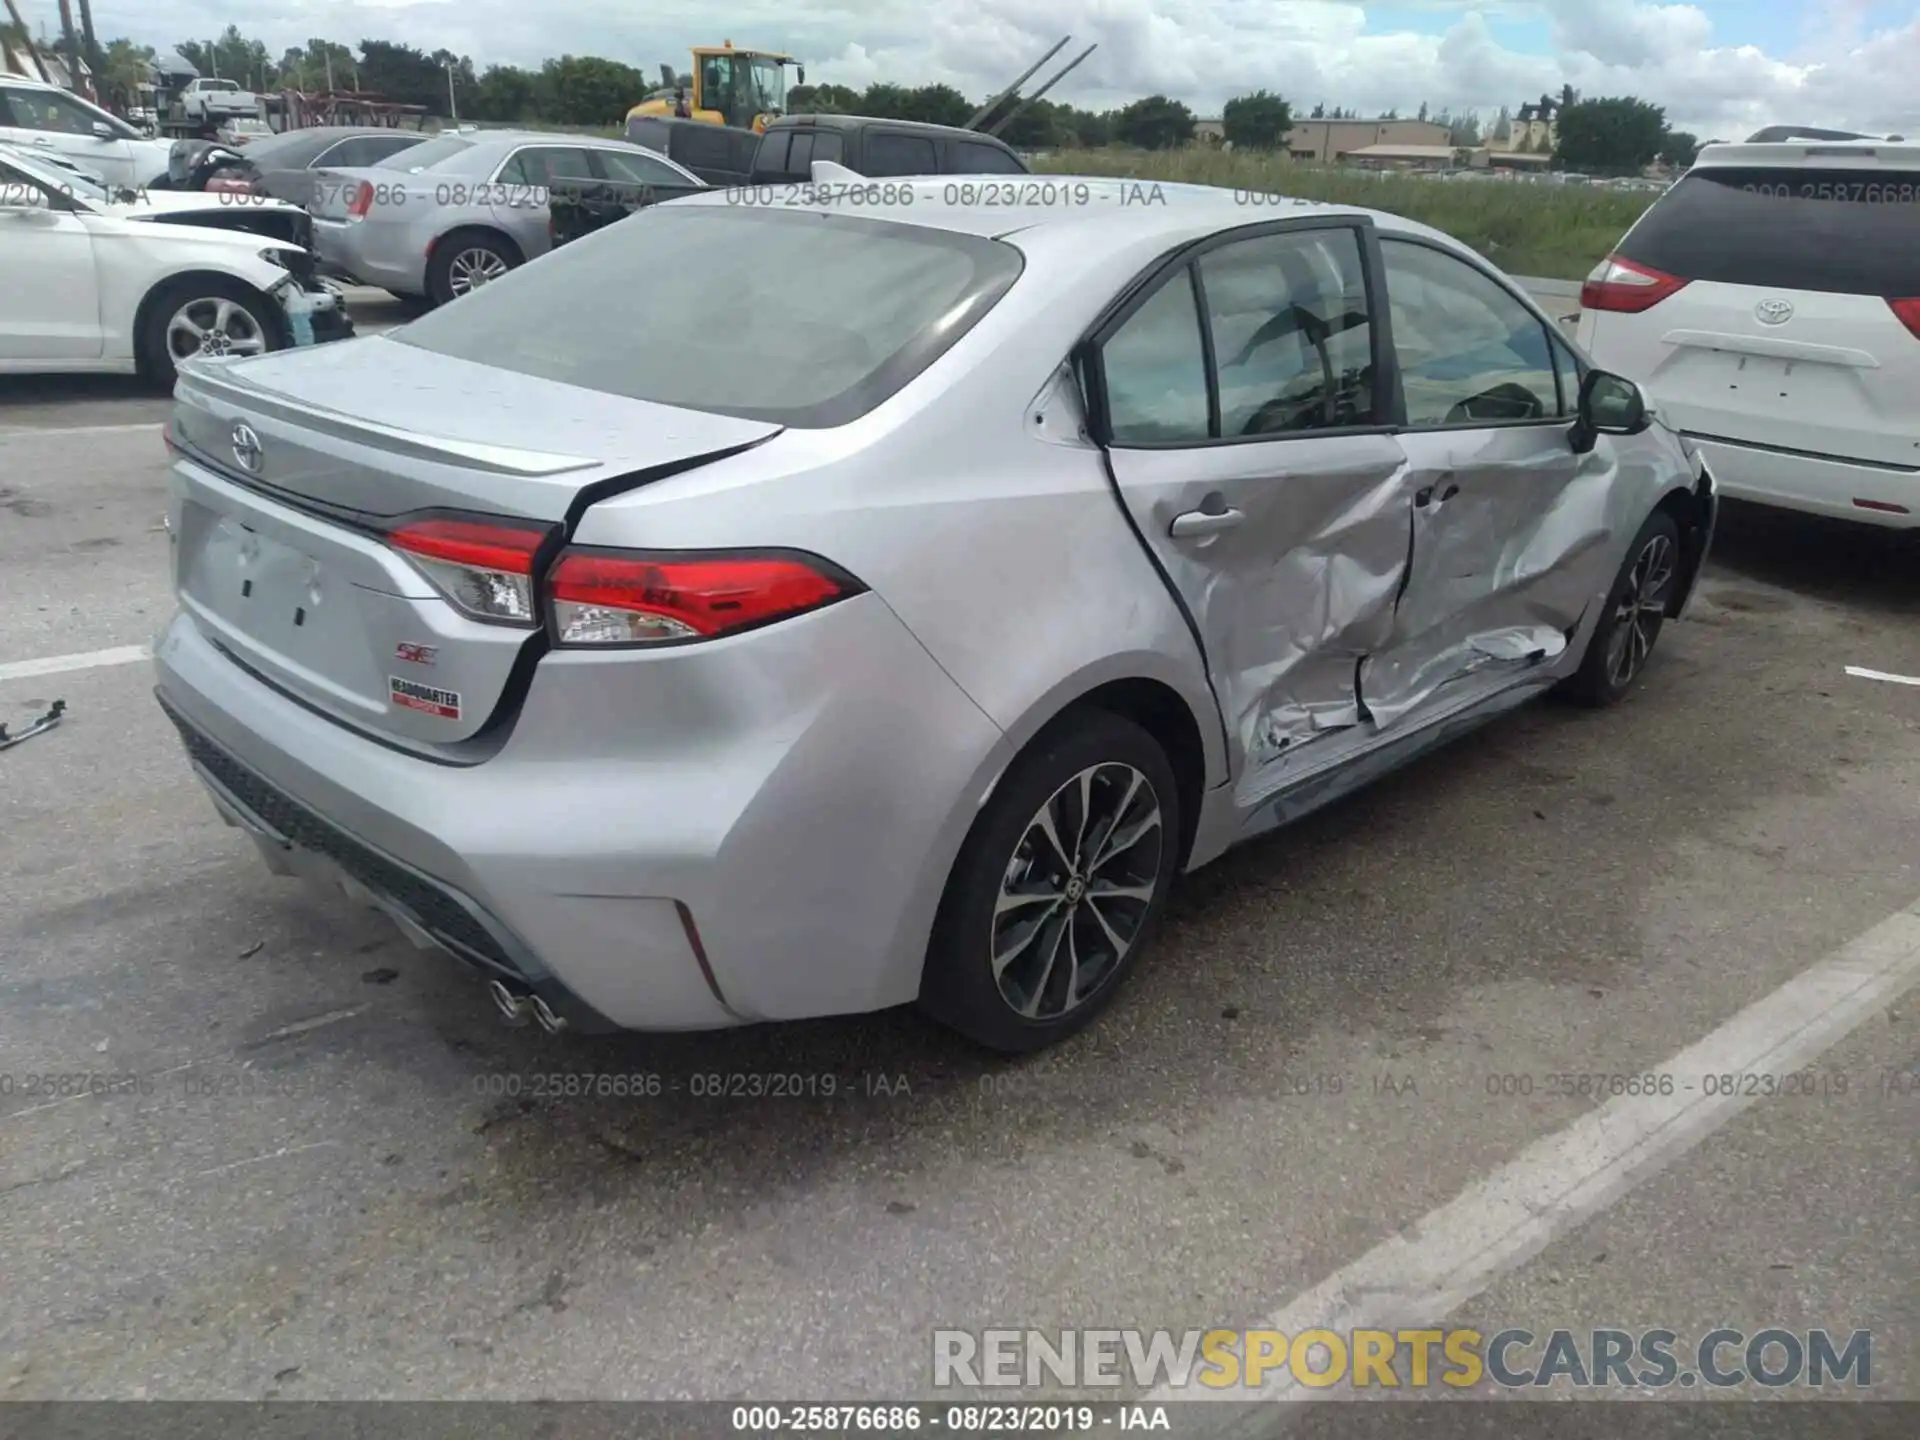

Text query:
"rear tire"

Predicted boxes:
[[918, 709, 1181, 1053], [137, 276, 281, 392], [1559, 509, 1683, 707], [426, 230, 521, 307]]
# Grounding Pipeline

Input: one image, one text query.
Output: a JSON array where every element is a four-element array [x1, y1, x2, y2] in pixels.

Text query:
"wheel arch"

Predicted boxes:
[[1654, 466, 1716, 618], [132, 268, 289, 380], [428, 224, 527, 270]]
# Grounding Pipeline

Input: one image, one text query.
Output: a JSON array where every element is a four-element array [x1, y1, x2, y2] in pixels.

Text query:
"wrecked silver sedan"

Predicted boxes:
[[154, 180, 1714, 1056]]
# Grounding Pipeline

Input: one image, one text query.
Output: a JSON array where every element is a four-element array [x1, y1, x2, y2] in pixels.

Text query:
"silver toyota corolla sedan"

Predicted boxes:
[[306, 128, 705, 306], [154, 178, 1717, 1052]]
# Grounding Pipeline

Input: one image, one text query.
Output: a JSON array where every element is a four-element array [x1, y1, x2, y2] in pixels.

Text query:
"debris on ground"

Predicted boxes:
[[0, 699, 66, 751]]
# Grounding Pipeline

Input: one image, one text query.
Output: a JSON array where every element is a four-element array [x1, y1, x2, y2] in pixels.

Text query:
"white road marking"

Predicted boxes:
[[1161, 897, 1920, 1423], [0, 421, 162, 439], [0, 644, 152, 683], [1845, 665, 1920, 687]]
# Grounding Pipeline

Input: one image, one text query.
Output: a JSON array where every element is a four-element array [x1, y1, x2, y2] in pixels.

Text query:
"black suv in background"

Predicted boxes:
[[564, 112, 1032, 247], [746, 114, 1029, 183]]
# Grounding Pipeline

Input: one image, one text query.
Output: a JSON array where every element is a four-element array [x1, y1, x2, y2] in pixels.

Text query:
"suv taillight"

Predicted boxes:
[[387, 517, 554, 626], [345, 180, 375, 220], [1580, 255, 1689, 313], [545, 549, 863, 647], [1888, 298, 1920, 340]]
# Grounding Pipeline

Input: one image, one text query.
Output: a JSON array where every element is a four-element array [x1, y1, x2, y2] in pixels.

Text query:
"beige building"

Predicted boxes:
[[1284, 118, 1451, 163]]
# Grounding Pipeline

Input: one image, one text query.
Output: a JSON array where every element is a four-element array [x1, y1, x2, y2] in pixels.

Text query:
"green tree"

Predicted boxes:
[[788, 82, 860, 114], [1114, 94, 1194, 150], [899, 82, 970, 127], [1554, 95, 1668, 174], [858, 82, 913, 120], [538, 55, 647, 126], [471, 63, 539, 121], [1658, 129, 1699, 168], [98, 37, 154, 96], [1221, 88, 1292, 149]]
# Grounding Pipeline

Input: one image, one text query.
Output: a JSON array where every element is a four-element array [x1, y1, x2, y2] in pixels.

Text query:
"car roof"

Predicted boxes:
[[768, 114, 1015, 145], [455, 129, 651, 149], [1691, 139, 1920, 168]]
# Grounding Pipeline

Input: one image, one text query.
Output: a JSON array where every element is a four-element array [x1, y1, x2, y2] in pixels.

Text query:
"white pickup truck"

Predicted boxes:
[[177, 78, 260, 123]]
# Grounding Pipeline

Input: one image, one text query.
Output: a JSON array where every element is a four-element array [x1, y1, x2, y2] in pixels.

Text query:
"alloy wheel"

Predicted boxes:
[[1605, 531, 1676, 689], [447, 248, 510, 295], [166, 297, 267, 362], [991, 763, 1164, 1020]]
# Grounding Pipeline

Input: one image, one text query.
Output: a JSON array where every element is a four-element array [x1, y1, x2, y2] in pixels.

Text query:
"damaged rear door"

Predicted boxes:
[[1088, 218, 1414, 774], [1360, 238, 1604, 726]]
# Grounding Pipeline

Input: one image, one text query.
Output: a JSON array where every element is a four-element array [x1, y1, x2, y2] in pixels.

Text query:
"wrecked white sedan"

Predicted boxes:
[[0, 143, 352, 388]]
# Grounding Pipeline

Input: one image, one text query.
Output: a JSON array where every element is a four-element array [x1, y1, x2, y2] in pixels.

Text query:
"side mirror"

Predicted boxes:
[[1570, 368, 1649, 453], [92, 121, 114, 140], [796, 65, 806, 86]]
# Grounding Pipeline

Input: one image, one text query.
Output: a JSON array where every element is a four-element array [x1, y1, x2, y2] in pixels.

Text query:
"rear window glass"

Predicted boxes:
[[392, 205, 1025, 428], [376, 134, 472, 171], [1618, 165, 1920, 295]]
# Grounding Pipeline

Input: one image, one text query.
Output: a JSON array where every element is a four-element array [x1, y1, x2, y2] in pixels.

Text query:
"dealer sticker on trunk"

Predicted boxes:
[[389, 676, 461, 720]]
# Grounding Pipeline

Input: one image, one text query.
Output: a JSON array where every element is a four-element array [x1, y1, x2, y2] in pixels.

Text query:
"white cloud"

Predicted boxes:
[[27, 0, 1920, 136]]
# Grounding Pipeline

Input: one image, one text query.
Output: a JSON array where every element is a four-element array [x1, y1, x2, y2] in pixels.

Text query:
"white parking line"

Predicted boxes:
[[1846, 665, 1920, 687], [0, 421, 162, 439], [1162, 896, 1920, 1422], [0, 644, 152, 683]]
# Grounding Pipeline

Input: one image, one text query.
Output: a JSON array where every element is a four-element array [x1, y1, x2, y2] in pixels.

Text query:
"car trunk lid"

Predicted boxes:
[[167, 341, 782, 748]]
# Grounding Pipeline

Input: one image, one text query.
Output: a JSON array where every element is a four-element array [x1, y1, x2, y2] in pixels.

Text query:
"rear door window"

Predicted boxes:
[[866, 132, 938, 176], [1616, 165, 1920, 296], [786, 133, 815, 174], [754, 131, 791, 178], [1201, 227, 1379, 434], [951, 140, 1026, 175]]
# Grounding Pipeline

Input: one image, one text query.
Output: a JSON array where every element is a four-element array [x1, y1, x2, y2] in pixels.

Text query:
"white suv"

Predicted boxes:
[[1576, 140, 1920, 528], [0, 75, 174, 191]]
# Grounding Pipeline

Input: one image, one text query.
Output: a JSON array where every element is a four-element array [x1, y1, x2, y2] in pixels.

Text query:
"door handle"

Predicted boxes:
[[30, 136, 53, 146], [1414, 483, 1460, 509], [1169, 507, 1246, 537]]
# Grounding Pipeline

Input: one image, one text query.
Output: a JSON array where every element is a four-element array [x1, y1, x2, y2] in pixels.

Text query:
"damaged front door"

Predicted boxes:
[[1092, 219, 1413, 774], [1360, 238, 1601, 727]]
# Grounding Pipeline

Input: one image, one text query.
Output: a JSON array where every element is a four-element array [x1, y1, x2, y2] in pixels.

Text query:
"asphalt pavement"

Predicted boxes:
[[0, 285, 1915, 1412]]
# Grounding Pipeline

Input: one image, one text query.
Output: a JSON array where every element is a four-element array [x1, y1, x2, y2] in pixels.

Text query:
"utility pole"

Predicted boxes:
[[54, 0, 82, 95], [445, 59, 456, 120], [74, 0, 100, 92]]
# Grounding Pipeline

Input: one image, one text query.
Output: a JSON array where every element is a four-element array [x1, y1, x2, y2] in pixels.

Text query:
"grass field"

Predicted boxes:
[[1030, 148, 1649, 280]]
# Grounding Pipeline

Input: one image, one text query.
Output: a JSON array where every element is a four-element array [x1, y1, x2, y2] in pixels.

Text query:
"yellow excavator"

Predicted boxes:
[[626, 41, 804, 135]]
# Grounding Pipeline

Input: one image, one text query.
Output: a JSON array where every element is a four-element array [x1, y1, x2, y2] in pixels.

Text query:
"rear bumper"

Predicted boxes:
[[309, 218, 424, 296], [151, 595, 1013, 1033], [1682, 434, 1919, 529]]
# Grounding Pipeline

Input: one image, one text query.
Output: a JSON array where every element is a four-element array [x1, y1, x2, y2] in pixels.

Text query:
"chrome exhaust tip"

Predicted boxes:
[[530, 994, 567, 1034], [488, 978, 530, 1025]]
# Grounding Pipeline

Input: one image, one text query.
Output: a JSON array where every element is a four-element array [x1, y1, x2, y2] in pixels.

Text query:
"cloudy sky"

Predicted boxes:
[[24, 0, 1920, 136]]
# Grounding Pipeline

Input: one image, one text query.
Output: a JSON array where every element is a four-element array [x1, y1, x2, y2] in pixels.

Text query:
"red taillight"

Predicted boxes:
[[387, 516, 553, 626], [1888, 298, 1920, 339], [545, 550, 860, 646], [1579, 255, 1689, 314], [345, 181, 374, 220]]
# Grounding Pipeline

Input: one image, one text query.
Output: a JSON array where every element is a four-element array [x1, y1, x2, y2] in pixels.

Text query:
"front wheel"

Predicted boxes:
[[919, 710, 1181, 1053], [138, 277, 280, 391], [1559, 509, 1683, 707]]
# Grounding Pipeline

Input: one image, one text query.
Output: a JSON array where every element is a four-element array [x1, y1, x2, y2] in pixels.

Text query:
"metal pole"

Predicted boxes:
[[54, 0, 81, 93], [963, 35, 1070, 131], [985, 43, 1096, 136], [446, 61, 456, 119]]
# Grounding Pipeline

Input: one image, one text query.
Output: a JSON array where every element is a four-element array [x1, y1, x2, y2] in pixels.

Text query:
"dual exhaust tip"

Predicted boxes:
[[488, 978, 567, 1034]]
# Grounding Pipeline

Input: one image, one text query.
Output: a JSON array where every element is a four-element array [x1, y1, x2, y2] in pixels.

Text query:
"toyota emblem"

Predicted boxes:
[[230, 421, 263, 472], [1754, 298, 1795, 326]]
